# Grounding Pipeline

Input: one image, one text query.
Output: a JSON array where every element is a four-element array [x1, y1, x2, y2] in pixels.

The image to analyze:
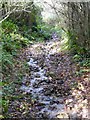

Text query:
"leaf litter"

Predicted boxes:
[[8, 40, 90, 119]]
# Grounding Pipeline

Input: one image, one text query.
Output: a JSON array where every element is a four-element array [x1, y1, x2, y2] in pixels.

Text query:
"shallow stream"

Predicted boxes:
[[20, 54, 65, 118]]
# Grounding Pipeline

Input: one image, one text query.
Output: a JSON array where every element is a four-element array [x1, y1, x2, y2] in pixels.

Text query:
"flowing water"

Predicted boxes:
[[20, 41, 65, 118]]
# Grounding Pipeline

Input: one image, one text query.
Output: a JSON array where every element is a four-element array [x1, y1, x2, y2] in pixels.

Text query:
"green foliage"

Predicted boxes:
[[20, 23, 52, 41], [67, 30, 90, 58], [2, 20, 18, 34], [1, 21, 31, 54], [73, 53, 90, 66], [1, 20, 32, 77], [1, 20, 32, 117], [2, 99, 9, 114], [79, 58, 90, 67], [10, 33, 32, 47], [73, 54, 81, 61], [2, 51, 13, 73], [67, 30, 77, 51], [73, 54, 90, 77]]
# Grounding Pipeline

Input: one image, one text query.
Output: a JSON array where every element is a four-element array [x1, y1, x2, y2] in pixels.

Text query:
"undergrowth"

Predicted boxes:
[[1, 20, 31, 118]]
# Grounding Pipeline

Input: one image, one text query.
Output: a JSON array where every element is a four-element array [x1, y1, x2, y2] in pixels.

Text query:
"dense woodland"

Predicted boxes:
[[0, 0, 90, 119]]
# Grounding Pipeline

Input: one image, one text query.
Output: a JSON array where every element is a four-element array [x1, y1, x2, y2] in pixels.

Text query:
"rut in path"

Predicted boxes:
[[20, 40, 67, 118], [20, 39, 88, 118], [9, 39, 89, 119]]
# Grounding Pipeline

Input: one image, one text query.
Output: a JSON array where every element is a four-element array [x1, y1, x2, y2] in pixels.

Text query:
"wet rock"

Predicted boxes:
[[35, 106, 45, 111], [33, 84, 38, 88], [44, 90, 52, 96], [40, 82, 47, 86], [36, 102, 46, 106], [30, 66, 40, 72], [50, 100, 59, 105], [45, 79, 51, 83], [57, 80, 64, 84], [22, 81, 30, 86], [34, 74, 41, 78]]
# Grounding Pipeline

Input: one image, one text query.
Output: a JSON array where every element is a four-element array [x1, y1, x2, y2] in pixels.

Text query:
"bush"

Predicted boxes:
[[2, 20, 18, 34], [1, 21, 31, 55]]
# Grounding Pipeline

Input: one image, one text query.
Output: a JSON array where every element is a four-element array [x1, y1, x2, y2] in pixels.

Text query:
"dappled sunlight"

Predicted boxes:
[[3, 36, 90, 118], [20, 40, 67, 118], [25, 40, 66, 60], [63, 72, 89, 119], [19, 39, 86, 118], [56, 77, 89, 119], [1, 0, 90, 119], [60, 37, 69, 51]]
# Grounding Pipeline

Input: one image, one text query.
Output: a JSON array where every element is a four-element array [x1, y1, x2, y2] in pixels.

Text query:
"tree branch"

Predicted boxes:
[[0, 8, 16, 24]]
